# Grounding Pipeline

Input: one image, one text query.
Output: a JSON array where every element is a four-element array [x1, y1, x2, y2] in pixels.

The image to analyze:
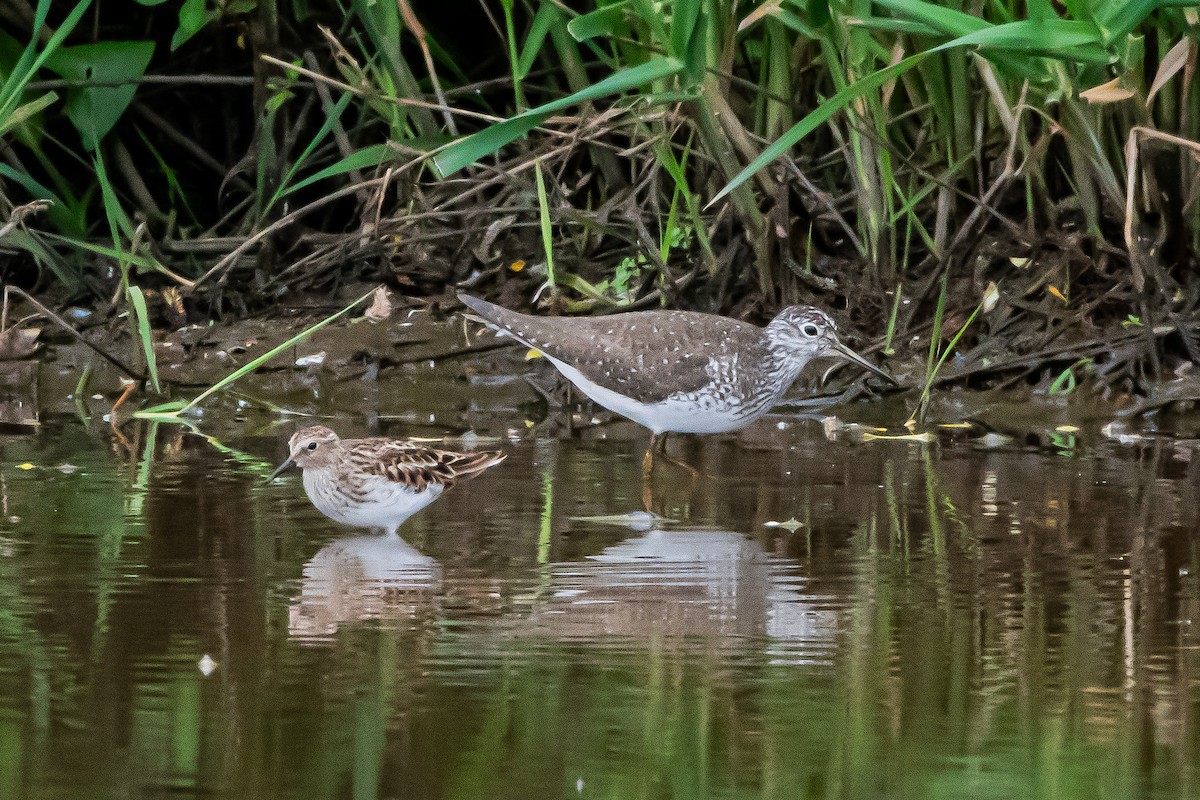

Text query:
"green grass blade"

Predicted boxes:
[[567, 2, 629, 41], [278, 143, 395, 199], [711, 53, 926, 206], [433, 57, 683, 176], [0, 0, 91, 127], [166, 286, 377, 416], [126, 285, 160, 393], [534, 159, 556, 288]]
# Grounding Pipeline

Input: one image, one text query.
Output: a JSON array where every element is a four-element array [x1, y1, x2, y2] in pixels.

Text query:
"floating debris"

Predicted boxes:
[[570, 511, 670, 530], [295, 351, 327, 368]]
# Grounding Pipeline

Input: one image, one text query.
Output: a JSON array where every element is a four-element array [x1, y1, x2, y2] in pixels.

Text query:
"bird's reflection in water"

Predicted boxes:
[[288, 533, 442, 639], [535, 529, 838, 662], [288, 527, 837, 661]]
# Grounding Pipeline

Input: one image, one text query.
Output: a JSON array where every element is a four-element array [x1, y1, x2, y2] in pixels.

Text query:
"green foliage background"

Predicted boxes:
[[1, 0, 1198, 367]]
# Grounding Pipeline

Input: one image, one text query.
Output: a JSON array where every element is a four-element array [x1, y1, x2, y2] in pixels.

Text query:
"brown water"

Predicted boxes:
[[2, 320, 1200, 800]]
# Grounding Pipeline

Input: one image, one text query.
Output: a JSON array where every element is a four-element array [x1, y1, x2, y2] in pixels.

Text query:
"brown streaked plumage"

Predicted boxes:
[[458, 292, 893, 447], [270, 425, 506, 535]]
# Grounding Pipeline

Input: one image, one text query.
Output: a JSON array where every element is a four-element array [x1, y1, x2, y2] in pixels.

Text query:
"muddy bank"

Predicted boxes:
[[0, 282, 1196, 450]]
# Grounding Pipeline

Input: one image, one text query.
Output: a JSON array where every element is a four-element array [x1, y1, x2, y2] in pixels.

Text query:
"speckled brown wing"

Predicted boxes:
[[349, 439, 506, 492], [459, 294, 765, 404]]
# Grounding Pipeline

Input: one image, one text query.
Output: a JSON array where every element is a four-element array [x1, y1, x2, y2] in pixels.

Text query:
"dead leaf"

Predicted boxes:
[[1080, 77, 1135, 104], [982, 281, 1000, 313], [738, 0, 781, 32], [1048, 285, 1068, 303], [1147, 38, 1191, 108], [364, 286, 393, 323], [0, 326, 41, 360]]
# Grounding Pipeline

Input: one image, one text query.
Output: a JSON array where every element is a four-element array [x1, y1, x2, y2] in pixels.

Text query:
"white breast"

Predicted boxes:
[[548, 355, 767, 435]]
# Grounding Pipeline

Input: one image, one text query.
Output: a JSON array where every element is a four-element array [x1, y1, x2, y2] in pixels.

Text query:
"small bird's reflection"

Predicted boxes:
[[536, 529, 837, 660], [288, 533, 442, 640]]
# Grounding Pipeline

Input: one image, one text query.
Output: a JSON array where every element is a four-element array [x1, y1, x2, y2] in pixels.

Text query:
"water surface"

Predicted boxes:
[[1, 349, 1198, 799]]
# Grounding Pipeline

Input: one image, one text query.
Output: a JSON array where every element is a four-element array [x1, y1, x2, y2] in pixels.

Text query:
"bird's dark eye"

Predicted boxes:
[[802, 324, 820, 337], [307, 441, 318, 450]]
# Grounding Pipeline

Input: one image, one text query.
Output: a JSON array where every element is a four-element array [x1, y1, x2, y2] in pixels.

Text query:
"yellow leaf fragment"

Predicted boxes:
[[862, 432, 936, 443], [982, 281, 1000, 313], [1080, 77, 1135, 104]]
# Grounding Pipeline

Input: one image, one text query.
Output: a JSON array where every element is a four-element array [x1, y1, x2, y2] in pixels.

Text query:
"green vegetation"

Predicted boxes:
[[1, 0, 1198, 395]]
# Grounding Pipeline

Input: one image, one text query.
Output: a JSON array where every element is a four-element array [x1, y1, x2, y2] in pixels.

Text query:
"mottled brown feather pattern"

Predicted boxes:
[[279, 426, 507, 534], [459, 293, 768, 404], [346, 438, 507, 492]]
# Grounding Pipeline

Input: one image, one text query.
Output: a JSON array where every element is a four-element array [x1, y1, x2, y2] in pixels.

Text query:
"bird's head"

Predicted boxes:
[[765, 306, 894, 384]]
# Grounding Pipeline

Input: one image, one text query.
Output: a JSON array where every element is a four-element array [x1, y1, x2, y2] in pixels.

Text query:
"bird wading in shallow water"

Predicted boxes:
[[458, 292, 895, 477], [270, 425, 506, 536]]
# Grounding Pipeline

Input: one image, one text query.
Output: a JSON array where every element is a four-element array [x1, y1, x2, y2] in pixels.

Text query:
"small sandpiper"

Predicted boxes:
[[459, 292, 894, 472], [270, 425, 506, 536]]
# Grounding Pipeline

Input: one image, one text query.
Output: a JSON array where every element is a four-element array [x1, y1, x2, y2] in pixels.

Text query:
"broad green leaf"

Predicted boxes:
[[44, 40, 155, 149], [433, 57, 683, 176], [172, 0, 219, 50]]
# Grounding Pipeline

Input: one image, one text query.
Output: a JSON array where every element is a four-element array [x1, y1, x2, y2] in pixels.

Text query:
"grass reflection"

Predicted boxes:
[[0, 418, 1197, 798]]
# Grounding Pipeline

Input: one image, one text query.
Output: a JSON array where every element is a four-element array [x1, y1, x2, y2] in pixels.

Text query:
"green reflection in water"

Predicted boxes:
[[0, 418, 1197, 799]]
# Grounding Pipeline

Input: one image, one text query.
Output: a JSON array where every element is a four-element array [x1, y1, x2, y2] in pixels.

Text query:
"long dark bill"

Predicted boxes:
[[267, 457, 295, 483], [832, 341, 897, 385]]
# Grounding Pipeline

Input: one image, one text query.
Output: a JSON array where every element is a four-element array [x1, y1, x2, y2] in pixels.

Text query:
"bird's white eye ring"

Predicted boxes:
[[802, 324, 819, 337], [307, 441, 319, 450]]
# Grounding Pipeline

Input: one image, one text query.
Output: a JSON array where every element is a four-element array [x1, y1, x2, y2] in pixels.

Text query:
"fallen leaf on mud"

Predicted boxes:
[[510, 260, 526, 272], [1048, 285, 1068, 303], [0, 326, 41, 360], [365, 286, 393, 323], [525, 348, 543, 360]]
